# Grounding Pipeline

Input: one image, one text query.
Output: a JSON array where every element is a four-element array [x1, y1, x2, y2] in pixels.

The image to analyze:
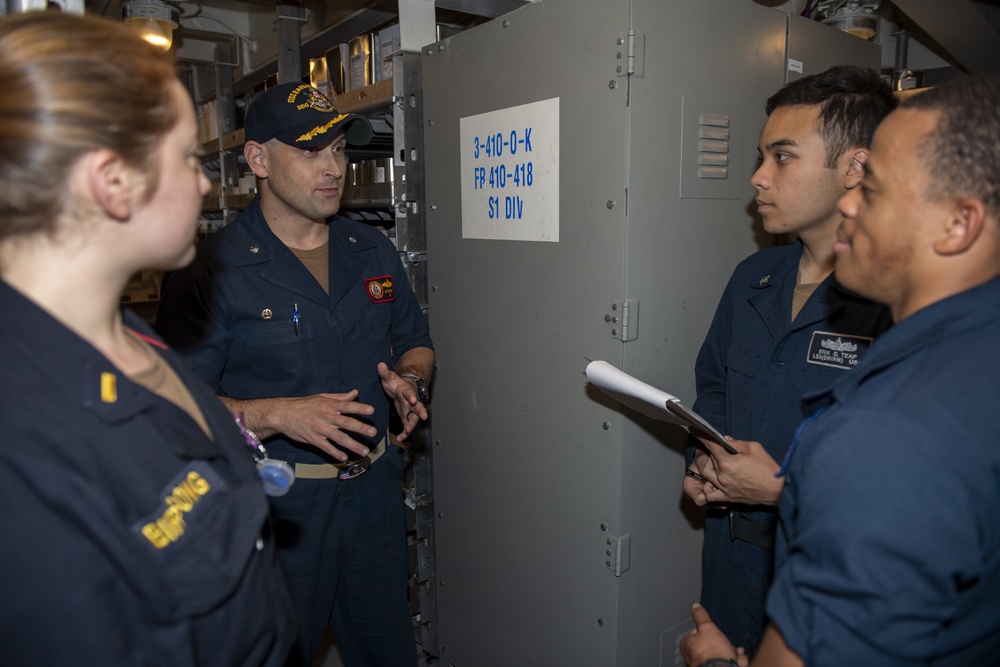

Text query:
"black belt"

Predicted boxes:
[[729, 510, 776, 551]]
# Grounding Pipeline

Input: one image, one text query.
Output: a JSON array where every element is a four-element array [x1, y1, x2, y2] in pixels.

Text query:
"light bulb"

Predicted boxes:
[[130, 17, 173, 50], [122, 1, 177, 52]]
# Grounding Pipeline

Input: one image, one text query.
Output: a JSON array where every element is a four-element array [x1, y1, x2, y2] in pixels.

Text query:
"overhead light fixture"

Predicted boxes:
[[813, 0, 881, 41], [822, 12, 879, 40], [122, 0, 178, 51]]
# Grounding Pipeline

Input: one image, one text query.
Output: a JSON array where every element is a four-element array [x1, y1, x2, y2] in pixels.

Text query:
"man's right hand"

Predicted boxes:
[[697, 436, 783, 506], [684, 436, 783, 507], [684, 449, 721, 506], [221, 390, 377, 461]]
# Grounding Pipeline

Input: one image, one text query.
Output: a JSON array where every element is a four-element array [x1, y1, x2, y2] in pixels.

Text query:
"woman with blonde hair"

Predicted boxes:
[[0, 12, 293, 665]]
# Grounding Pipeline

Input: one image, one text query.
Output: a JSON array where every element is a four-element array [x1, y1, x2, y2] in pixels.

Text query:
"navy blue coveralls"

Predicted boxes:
[[156, 198, 433, 666], [769, 275, 1000, 666], [689, 239, 891, 653], [0, 280, 295, 666]]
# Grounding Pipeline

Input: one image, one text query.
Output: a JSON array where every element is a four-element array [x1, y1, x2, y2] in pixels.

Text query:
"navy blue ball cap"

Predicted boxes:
[[244, 82, 373, 148]]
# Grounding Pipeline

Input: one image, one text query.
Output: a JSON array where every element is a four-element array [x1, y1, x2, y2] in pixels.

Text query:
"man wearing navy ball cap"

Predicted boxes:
[[243, 82, 375, 148], [157, 82, 434, 666]]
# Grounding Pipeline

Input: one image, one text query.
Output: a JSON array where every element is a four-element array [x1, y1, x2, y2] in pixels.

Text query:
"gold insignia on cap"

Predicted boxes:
[[250, 245, 260, 254], [289, 84, 334, 111], [262, 309, 273, 320], [296, 114, 351, 143]]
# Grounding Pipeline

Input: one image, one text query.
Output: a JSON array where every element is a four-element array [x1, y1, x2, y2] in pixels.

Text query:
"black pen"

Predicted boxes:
[[685, 468, 707, 484], [292, 303, 299, 337]]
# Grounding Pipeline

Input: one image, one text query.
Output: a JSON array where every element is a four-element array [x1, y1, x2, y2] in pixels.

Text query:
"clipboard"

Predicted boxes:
[[585, 359, 738, 455]]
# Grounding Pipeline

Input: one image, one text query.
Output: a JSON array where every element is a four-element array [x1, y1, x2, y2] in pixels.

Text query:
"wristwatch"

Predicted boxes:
[[400, 373, 429, 403], [697, 660, 739, 667]]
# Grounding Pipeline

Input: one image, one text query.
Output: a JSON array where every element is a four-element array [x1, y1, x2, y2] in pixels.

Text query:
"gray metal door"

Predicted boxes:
[[424, 2, 629, 664], [423, 1, 869, 664]]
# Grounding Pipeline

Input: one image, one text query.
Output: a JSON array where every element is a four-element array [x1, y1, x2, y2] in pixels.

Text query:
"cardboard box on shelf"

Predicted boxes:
[[310, 56, 331, 98], [326, 43, 349, 96], [238, 173, 257, 195], [198, 100, 218, 144], [348, 34, 374, 91], [377, 24, 401, 82]]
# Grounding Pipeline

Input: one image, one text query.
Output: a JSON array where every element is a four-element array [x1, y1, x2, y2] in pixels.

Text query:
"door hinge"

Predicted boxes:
[[607, 299, 639, 342], [604, 533, 631, 577], [616, 30, 644, 78]]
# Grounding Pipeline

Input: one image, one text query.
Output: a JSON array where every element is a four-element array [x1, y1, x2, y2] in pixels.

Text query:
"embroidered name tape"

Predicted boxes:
[[134, 461, 225, 550], [806, 331, 874, 370]]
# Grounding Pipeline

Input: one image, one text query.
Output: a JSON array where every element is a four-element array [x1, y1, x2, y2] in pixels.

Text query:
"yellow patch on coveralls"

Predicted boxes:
[[135, 463, 223, 550], [100, 372, 117, 403]]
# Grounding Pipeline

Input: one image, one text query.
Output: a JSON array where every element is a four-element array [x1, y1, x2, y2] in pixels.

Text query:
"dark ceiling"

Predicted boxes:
[[90, 0, 1000, 76]]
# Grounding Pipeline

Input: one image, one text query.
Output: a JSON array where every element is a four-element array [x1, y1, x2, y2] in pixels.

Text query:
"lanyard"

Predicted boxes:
[[234, 413, 295, 496]]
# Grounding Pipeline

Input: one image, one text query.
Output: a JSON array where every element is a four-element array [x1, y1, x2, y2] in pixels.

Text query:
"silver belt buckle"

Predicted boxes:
[[337, 456, 371, 480]]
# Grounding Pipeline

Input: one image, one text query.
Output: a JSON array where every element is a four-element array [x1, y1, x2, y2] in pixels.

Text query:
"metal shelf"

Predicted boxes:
[[333, 78, 394, 114]]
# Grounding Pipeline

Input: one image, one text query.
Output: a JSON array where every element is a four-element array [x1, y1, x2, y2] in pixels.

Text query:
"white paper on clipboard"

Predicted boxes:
[[585, 359, 738, 455]]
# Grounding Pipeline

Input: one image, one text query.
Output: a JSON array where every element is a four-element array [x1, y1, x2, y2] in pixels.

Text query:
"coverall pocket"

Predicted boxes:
[[235, 320, 308, 347], [726, 345, 762, 378], [134, 463, 267, 617], [367, 306, 391, 334]]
